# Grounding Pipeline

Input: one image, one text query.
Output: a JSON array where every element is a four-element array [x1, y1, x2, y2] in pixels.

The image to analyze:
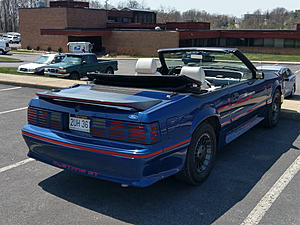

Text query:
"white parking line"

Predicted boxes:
[[0, 87, 22, 92], [241, 154, 300, 225], [0, 158, 35, 173], [295, 69, 300, 74], [0, 107, 27, 115]]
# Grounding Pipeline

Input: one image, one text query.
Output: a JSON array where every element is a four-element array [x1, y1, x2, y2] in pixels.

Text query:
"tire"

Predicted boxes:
[[263, 89, 281, 128], [0, 49, 4, 55], [105, 67, 114, 74], [177, 122, 217, 185], [69, 72, 80, 80]]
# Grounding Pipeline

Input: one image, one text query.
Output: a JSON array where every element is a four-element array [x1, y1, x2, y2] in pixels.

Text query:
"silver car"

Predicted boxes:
[[257, 65, 296, 98]]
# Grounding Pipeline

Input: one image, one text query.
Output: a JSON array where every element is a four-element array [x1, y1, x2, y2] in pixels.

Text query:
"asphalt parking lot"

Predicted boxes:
[[0, 81, 299, 225]]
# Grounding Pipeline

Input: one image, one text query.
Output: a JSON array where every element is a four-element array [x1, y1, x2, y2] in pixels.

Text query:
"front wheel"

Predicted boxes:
[[69, 72, 80, 80], [264, 89, 281, 128], [177, 122, 217, 185], [105, 67, 114, 74]]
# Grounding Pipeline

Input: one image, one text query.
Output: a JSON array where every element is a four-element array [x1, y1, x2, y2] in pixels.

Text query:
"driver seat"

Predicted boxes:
[[135, 58, 161, 76], [180, 66, 213, 90]]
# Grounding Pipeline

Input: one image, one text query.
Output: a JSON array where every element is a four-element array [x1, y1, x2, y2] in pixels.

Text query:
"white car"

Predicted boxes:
[[257, 65, 296, 98], [0, 40, 10, 54], [6, 32, 21, 43], [17, 54, 65, 74]]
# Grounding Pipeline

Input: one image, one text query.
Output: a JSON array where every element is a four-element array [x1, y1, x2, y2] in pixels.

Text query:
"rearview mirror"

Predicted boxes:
[[255, 72, 264, 79]]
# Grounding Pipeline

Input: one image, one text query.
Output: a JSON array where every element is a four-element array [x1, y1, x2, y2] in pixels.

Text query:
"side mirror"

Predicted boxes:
[[82, 60, 87, 64], [255, 72, 264, 79]]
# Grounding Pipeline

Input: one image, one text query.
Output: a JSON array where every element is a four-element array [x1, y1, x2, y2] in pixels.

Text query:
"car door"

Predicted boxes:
[[282, 68, 295, 96]]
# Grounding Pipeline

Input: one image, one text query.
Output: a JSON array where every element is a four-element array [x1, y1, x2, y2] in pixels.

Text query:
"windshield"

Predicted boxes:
[[34, 56, 50, 64], [164, 51, 249, 70], [163, 50, 253, 78], [62, 56, 82, 65]]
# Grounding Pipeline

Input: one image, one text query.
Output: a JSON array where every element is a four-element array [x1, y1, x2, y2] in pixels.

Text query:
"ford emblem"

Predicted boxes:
[[128, 114, 138, 120]]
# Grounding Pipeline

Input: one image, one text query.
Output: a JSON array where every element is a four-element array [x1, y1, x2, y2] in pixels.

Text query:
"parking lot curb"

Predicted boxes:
[[0, 73, 86, 90]]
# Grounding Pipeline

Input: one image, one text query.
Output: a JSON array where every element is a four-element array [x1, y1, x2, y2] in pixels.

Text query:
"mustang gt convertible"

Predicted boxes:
[[22, 48, 283, 187]]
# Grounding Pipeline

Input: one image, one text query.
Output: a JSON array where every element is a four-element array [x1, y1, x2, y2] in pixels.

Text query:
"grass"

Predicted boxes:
[[0, 56, 22, 62], [11, 49, 37, 53], [244, 53, 300, 62], [0, 67, 20, 75]]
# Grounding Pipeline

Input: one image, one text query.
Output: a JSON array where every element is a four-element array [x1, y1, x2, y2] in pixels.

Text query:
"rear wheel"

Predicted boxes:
[[177, 122, 217, 185], [0, 50, 4, 55], [69, 72, 80, 80], [264, 89, 281, 128], [105, 67, 114, 74]]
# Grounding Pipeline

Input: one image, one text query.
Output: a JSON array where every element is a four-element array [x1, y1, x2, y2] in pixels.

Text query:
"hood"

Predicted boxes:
[[19, 63, 46, 70], [45, 62, 76, 69]]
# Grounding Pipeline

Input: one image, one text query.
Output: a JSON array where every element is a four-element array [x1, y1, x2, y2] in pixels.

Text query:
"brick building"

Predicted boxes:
[[19, 1, 300, 56]]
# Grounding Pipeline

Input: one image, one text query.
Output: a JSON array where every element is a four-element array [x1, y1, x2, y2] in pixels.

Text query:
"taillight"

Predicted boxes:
[[27, 107, 63, 130], [128, 123, 146, 143], [28, 107, 37, 125], [91, 119, 160, 144], [150, 123, 159, 143], [91, 118, 106, 138], [108, 120, 125, 141]]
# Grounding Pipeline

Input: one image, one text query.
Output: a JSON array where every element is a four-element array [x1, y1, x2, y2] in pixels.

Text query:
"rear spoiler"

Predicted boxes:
[[36, 92, 162, 112]]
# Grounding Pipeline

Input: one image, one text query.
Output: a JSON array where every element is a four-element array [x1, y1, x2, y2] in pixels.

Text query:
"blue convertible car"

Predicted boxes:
[[22, 48, 283, 187]]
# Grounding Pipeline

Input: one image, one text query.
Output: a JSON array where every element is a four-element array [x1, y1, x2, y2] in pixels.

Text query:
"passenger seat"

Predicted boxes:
[[135, 58, 161, 75], [180, 66, 214, 90]]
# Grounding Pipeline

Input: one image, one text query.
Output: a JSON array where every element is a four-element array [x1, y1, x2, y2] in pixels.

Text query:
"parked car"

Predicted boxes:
[[17, 54, 66, 74], [22, 47, 283, 187], [44, 53, 118, 79], [257, 65, 296, 98], [0, 40, 10, 55], [6, 32, 21, 43]]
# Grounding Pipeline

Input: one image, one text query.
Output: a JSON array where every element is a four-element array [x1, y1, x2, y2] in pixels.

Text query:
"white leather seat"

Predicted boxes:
[[180, 66, 213, 90], [135, 58, 161, 75]]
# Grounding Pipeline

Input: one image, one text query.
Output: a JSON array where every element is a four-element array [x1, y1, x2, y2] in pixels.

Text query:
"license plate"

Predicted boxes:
[[69, 116, 90, 133]]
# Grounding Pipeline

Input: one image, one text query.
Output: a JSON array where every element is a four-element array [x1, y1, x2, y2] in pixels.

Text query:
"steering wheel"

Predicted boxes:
[[168, 66, 182, 75]]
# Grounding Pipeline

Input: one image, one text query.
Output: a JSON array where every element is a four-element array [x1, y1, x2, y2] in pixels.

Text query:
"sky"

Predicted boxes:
[[110, 0, 300, 17]]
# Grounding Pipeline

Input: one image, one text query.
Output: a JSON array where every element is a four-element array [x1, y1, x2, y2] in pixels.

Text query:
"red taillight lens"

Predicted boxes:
[[128, 123, 146, 143], [91, 119, 160, 144], [27, 107, 63, 130], [108, 120, 125, 141], [37, 110, 49, 127], [150, 123, 159, 143], [28, 107, 37, 125]]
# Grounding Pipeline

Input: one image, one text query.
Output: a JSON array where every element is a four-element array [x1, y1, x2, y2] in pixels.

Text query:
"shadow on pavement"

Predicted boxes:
[[39, 119, 300, 225]]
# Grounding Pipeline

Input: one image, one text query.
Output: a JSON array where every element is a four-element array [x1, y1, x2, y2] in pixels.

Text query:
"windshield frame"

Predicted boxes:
[[158, 47, 257, 77]]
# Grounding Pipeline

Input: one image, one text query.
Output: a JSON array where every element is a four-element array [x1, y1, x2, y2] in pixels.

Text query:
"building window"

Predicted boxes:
[[284, 39, 295, 48], [264, 38, 274, 47], [252, 38, 264, 47], [296, 39, 300, 48]]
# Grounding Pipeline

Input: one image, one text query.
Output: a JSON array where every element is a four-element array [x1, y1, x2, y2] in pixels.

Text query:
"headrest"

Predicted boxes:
[[135, 58, 158, 74], [180, 66, 205, 84]]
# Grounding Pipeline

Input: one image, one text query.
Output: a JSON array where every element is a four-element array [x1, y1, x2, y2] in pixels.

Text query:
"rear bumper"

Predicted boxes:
[[22, 124, 189, 187]]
